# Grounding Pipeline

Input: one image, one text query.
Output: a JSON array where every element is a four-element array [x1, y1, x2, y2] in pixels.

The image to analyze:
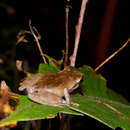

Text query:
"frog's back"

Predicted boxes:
[[19, 73, 46, 91]]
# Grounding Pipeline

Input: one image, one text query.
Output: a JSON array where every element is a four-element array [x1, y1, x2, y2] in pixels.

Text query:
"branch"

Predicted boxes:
[[64, 0, 70, 67], [29, 20, 47, 64], [95, 38, 130, 71], [70, 0, 88, 67]]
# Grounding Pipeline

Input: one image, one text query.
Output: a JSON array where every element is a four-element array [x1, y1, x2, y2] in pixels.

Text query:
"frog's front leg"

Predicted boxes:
[[64, 88, 79, 106]]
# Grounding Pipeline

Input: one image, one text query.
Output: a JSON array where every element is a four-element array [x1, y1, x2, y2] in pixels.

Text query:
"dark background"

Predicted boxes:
[[0, 0, 129, 129]]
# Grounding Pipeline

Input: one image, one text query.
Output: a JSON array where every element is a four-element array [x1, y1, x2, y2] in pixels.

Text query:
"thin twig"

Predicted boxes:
[[70, 0, 88, 67], [64, 0, 70, 68], [95, 38, 130, 71], [29, 20, 47, 64], [16, 30, 32, 45]]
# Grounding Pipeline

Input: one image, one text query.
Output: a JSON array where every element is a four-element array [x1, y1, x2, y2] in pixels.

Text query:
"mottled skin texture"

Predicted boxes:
[[19, 66, 83, 107]]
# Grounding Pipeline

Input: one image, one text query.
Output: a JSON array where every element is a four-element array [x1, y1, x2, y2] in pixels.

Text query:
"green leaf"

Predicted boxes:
[[107, 89, 130, 105], [79, 65, 108, 98], [38, 63, 59, 74], [44, 54, 63, 69], [1, 64, 130, 129], [76, 65, 130, 129], [79, 65, 129, 104], [70, 96, 130, 130], [0, 95, 82, 127], [1, 95, 130, 129]]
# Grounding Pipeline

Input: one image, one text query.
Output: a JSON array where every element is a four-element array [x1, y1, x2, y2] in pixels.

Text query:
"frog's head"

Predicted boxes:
[[64, 66, 83, 83], [62, 66, 83, 93]]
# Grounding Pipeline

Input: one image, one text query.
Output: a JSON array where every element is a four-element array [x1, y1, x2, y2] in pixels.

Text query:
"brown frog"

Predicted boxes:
[[19, 66, 83, 107]]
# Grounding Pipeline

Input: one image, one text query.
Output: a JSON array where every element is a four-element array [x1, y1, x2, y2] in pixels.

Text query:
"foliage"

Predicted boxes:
[[0, 60, 130, 129]]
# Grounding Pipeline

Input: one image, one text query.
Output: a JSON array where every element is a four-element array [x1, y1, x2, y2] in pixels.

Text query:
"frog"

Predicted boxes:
[[19, 66, 83, 107]]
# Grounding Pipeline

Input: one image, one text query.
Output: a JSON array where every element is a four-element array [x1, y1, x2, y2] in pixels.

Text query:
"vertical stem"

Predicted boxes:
[[64, 0, 70, 67], [70, 0, 88, 67]]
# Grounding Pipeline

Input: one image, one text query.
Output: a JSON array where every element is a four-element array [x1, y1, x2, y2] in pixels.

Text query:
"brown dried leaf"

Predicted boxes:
[[0, 81, 19, 122]]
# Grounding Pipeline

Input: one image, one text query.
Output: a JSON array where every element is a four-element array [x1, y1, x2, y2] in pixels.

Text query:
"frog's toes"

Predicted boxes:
[[71, 102, 79, 106]]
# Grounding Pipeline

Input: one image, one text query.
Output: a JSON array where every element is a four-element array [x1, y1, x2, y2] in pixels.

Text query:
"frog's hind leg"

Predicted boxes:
[[28, 91, 66, 107]]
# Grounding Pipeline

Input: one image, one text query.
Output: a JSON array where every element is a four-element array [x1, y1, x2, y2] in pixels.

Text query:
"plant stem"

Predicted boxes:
[[29, 20, 47, 64], [64, 0, 70, 68], [95, 38, 130, 71], [70, 0, 88, 67]]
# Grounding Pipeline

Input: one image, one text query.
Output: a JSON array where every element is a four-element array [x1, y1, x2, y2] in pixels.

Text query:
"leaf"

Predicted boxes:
[[2, 95, 128, 129], [107, 89, 130, 105], [0, 95, 82, 127], [0, 81, 19, 120], [79, 65, 129, 104], [44, 54, 63, 70], [76, 65, 130, 129], [38, 63, 59, 74], [79, 66, 108, 98], [70, 96, 130, 130], [1, 64, 130, 129]]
